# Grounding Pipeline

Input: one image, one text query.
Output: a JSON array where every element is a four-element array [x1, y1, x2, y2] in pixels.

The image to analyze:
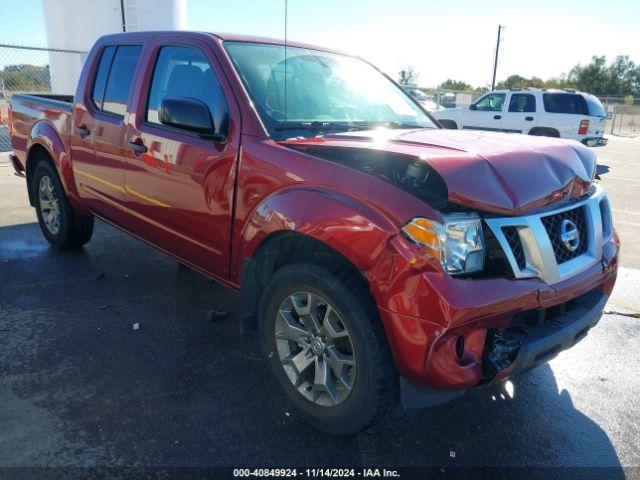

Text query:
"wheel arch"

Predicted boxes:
[[26, 121, 87, 213], [236, 188, 397, 336], [528, 126, 561, 138], [437, 119, 458, 129], [25, 142, 55, 206]]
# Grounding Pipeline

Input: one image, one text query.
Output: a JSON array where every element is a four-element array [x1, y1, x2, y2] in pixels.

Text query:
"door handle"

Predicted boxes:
[[493, 115, 501, 120], [75, 125, 90, 137], [128, 140, 148, 154], [525, 116, 534, 121]]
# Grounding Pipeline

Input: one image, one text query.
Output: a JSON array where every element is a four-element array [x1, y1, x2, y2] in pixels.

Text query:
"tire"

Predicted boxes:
[[259, 262, 396, 435], [438, 119, 458, 129], [32, 160, 94, 250]]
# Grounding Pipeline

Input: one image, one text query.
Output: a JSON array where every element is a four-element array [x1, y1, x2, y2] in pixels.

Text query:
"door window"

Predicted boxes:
[[508, 93, 536, 113], [90, 45, 142, 116], [100, 46, 143, 116], [473, 93, 506, 112], [91, 46, 116, 111], [146, 46, 228, 135]]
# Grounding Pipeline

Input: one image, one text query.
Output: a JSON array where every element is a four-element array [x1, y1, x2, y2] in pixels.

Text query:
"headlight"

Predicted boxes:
[[402, 214, 484, 275]]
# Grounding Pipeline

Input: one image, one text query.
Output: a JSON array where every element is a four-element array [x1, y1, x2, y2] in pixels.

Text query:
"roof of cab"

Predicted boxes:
[[96, 30, 348, 56]]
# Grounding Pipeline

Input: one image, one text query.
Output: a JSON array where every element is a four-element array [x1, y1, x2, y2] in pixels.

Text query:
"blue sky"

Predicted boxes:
[[1, 0, 639, 87]]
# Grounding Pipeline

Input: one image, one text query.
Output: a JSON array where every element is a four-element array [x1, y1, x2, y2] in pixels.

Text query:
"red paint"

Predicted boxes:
[[9, 32, 618, 393]]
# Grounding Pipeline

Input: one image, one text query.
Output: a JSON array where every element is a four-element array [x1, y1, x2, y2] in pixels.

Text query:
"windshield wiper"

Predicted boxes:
[[275, 121, 373, 132], [385, 121, 433, 129]]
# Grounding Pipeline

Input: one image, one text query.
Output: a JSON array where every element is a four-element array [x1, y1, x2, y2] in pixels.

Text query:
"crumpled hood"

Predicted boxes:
[[281, 129, 596, 215]]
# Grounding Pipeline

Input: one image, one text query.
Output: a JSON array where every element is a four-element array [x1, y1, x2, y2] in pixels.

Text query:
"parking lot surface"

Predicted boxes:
[[0, 137, 639, 477]]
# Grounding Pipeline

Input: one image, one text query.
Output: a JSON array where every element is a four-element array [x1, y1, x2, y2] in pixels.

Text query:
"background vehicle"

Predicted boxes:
[[405, 87, 444, 111], [432, 88, 608, 146], [8, 32, 618, 435]]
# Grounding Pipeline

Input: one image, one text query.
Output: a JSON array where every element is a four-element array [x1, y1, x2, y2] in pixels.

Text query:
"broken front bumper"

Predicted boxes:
[[398, 288, 609, 409], [488, 289, 607, 381]]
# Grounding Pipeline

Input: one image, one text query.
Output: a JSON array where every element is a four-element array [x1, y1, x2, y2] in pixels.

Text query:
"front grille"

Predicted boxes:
[[540, 206, 588, 264], [502, 226, 526, 270]]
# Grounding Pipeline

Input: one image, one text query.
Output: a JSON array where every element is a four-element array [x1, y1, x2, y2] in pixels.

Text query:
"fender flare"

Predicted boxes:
[[239, 186, 397, 271], [236, 186, 398, 335]]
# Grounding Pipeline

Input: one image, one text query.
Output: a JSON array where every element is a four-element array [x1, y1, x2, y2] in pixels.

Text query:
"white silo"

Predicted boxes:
[[41, 0, 188, 94]]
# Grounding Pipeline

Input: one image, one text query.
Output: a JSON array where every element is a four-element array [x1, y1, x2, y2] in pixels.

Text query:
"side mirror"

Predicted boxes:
[[469, 104, 477, 111], [159, 97, 225, 142]]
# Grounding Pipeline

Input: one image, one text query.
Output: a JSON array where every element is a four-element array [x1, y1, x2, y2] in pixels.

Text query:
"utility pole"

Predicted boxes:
[[491, 25, 504, 91]]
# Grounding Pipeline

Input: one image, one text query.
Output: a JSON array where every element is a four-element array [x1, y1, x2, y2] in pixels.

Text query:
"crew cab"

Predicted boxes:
[[8, 32, 618, 435], [432, 88, 608, 146]]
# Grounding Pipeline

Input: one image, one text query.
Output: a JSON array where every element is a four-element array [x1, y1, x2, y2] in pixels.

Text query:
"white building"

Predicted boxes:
[[42, 0, 188, 94]]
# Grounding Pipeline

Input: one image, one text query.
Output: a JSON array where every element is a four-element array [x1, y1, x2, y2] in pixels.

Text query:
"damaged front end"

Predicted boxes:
[[483, 288, 607, 384]]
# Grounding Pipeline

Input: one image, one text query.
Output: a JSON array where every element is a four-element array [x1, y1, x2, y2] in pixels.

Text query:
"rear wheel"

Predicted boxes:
[[33, 160, 94, 249], [259, 262, 396, 435]]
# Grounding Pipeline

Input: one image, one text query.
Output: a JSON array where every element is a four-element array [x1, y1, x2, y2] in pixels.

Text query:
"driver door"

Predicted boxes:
[[124, 37, 240, 279], [462, 93, 506, 132]]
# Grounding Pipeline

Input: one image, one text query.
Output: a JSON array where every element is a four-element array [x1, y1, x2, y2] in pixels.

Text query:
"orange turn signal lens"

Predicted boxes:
[[402, 218, 442, 253], [402, 215, 485, 275]]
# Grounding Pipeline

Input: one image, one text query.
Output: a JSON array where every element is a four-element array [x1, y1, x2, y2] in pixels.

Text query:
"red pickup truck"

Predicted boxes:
[[9, 31, 618, 435]]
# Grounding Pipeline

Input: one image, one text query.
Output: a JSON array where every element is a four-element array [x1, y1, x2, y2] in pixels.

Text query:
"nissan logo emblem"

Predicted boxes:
[[560, 219, 580, 252]]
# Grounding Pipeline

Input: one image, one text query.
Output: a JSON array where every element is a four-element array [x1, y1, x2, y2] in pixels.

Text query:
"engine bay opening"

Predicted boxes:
[[283, 144, 450, 210]]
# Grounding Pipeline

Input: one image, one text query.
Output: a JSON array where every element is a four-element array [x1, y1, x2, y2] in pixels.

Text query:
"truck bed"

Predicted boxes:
[[9, 93, 74, 165]]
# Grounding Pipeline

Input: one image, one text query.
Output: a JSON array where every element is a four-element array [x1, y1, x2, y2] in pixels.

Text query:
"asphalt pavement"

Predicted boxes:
[[0, 137, 639, 478]]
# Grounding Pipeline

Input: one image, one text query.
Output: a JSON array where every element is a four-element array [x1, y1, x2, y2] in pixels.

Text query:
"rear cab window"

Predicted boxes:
[[542, 93, 587, 115], [90, 45, 143, 117]]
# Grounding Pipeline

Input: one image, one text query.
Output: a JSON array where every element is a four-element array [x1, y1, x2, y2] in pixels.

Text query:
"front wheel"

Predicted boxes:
[[33, 160, 94, 250], [259, 262, 396, 435]]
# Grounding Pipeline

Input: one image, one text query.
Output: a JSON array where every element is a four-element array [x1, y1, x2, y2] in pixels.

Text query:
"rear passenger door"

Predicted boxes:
[[502, 92, 537, 134], [124, 37, 240, 279], [72, 44, 142, 227]]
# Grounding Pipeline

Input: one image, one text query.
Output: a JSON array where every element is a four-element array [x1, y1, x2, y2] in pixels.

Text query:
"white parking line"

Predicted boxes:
[[601, 149, 640, 156], [602, 175, 640, 183], [598, 158, 640, 166], [614, 219, 640, 227], [613, 208, 640, 217]]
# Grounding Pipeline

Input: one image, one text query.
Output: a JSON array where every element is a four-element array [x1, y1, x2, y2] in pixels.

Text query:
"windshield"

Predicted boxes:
[[224, 41, 437, 139]]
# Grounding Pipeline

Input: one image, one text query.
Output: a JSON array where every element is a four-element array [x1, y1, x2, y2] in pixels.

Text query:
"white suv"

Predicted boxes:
[[431, 89, 607, 146]]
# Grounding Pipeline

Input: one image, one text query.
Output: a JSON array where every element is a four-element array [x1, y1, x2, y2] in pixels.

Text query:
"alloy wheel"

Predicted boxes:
[[38, 175, 61, 235], [274, 291, 356, 407]]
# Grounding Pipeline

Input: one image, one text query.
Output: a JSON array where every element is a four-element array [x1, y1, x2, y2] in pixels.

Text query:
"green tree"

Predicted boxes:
[[496, 74, 547, 90], [567, 56, 610, 94], [438, 79, 472, 91], [398, 66, 419, 86], [0, 64, 51, 92]]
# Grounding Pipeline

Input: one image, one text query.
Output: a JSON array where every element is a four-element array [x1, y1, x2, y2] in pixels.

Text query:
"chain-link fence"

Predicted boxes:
[[0, 43, 87, 151], [599, 96, 640, 136]]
